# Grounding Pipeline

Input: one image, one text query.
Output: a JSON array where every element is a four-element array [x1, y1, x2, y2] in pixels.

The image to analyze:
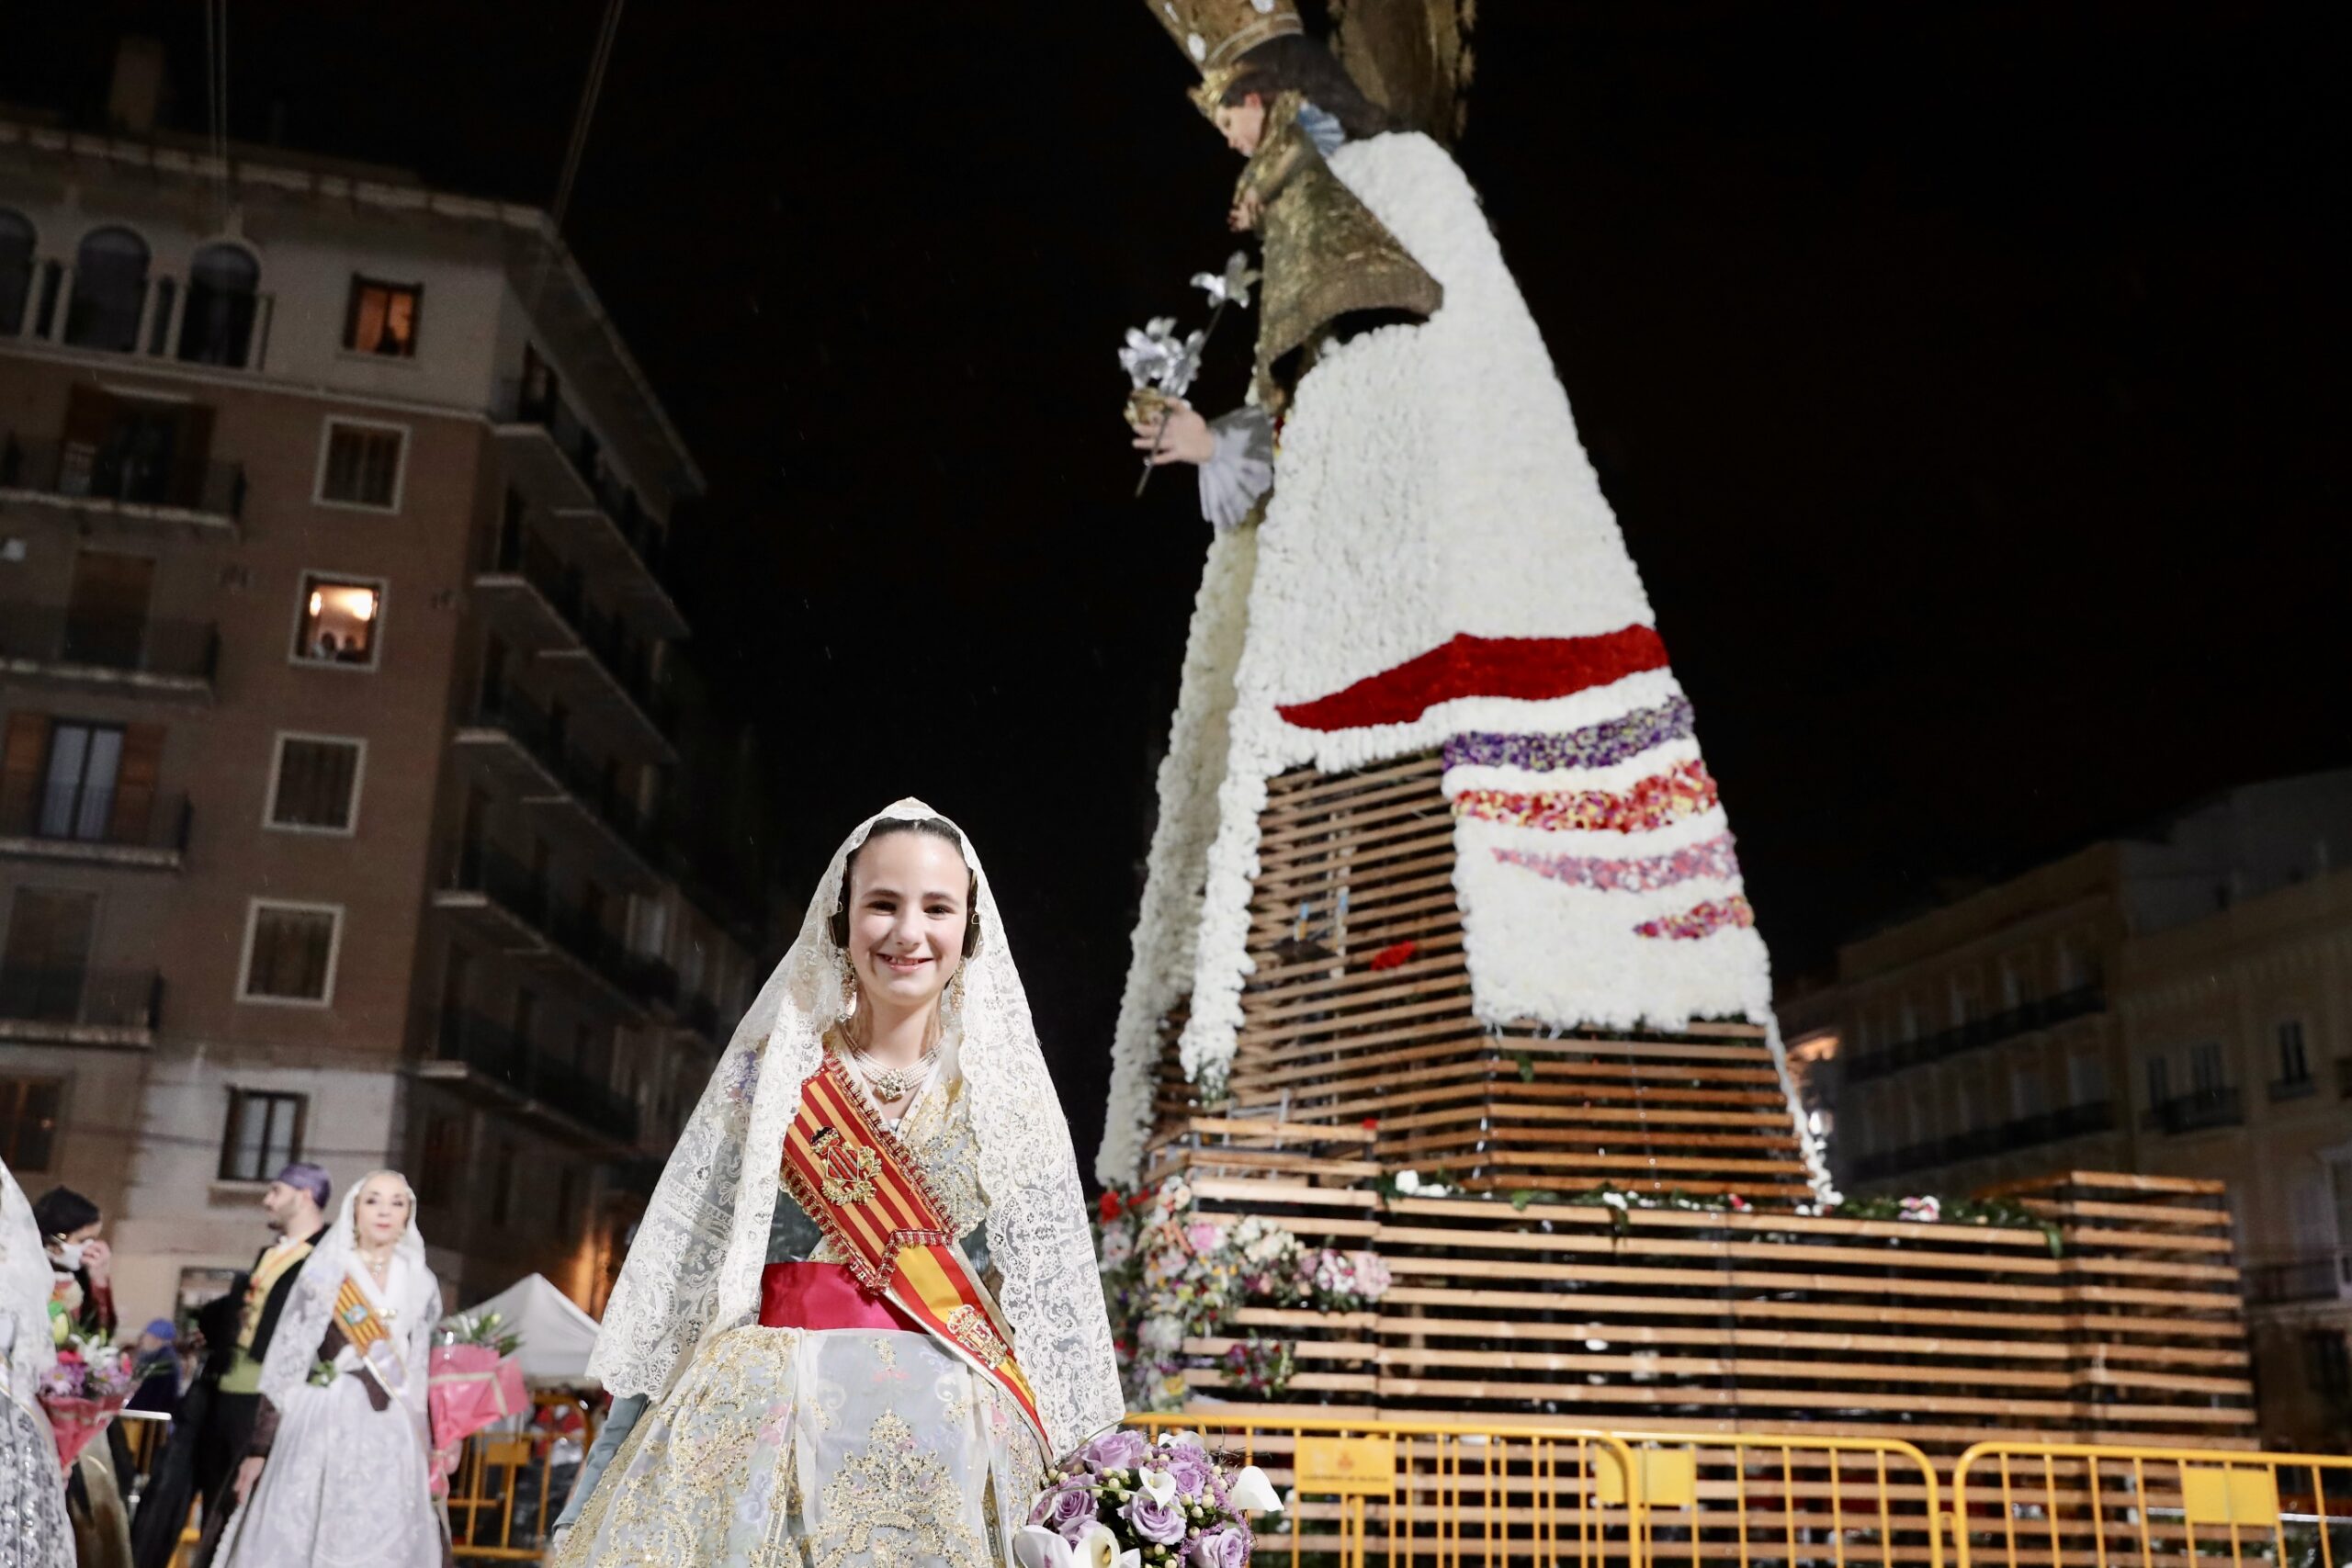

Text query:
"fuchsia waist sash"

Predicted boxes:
[[758, 1261, 922, 1334]]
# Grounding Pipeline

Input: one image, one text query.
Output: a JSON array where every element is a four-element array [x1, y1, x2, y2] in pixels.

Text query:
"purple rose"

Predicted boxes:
[[1190, 1526, 1250, 1568], [1125, 1495, 1187, 1547], [1030, 1482, 1099, 1536], [1084, 1430, 1151, 1471], [1162, 1448, 1215, 1500]]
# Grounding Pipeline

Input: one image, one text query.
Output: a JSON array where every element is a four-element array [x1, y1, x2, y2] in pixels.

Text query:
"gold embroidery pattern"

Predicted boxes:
[[944, 1305, 1011, 1371], [813, 1410, 988, 1568], [810, 1126, 883, 1207]]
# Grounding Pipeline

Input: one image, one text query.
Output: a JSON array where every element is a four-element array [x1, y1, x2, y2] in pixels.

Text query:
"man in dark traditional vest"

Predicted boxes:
[[130, 1163, 332, 1568]]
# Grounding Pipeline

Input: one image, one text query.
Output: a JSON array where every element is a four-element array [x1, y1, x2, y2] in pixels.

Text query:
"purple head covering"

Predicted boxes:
[[275, 1162, 333, 1210]]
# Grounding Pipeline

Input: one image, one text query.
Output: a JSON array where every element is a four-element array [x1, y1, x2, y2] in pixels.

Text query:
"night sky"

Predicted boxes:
[[10, 3, 2346, 1163]]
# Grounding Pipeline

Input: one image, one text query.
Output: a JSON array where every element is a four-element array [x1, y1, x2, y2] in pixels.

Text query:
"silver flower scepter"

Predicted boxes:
[[1124, 251, 1260, 497]]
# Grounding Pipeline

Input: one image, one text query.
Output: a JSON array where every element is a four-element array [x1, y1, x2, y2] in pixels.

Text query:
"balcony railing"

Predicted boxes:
[[1843, 984, 2107, 1086], [2244, 1252, 2352, 1307], [0, 605, 220, 683], [444, 843, 672, 1008], [434, 1010, 638, 1145], [0, 966, 163, 1032], [469, 689, 657, 855], [2142, 1084, 2245, 1135], [0, 782, 191, 854], [2268, 1071, 2318, 1102], [1, 434, 246, 522], [479, 531, 676, 739], [1845, 1099, 2117, 1185], [492, 378, 669, 579]]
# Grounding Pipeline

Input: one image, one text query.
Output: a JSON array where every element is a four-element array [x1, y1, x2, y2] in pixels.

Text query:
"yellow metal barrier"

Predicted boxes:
[[1612, 1433, 1943, 1568], [1950, 1442, 2352, 1568], [1127, 1413, 1644, 1568]]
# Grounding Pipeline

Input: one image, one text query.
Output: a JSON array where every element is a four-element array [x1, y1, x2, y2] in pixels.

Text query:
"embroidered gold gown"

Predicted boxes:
[[554, 1063, 1044, 1568]]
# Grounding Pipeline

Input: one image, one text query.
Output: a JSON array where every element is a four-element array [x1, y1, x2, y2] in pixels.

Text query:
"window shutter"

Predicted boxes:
[[107, 723, 163, 842], [61, 385, 119, 451], [0, 710, 51, 829]]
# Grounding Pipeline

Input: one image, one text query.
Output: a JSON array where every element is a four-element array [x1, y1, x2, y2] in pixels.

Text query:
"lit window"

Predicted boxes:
[[267, 735, 364, 832], [239, 901, 343, 1005], [294, 574, 383, 668], [317, 420, 405, 510], [344, 276, 421, 358], [219, 1089, 305, 1181]]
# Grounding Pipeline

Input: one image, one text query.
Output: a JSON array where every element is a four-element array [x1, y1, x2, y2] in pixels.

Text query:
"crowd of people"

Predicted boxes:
[[0, 1159, 448, 1568]]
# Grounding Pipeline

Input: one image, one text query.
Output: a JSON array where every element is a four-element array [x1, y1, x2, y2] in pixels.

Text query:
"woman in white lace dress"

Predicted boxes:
[[552, 802, 1125, 1568], [0, 1158, 72, 1568], [217, 1171, 443, 1568]]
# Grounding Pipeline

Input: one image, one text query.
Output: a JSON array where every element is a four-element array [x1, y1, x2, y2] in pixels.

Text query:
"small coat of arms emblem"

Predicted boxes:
[[809, 1126, 882, 1207]]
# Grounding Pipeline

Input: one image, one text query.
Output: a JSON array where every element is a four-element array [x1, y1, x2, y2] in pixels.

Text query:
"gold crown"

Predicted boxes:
[[1148, 0, 1303, 77]]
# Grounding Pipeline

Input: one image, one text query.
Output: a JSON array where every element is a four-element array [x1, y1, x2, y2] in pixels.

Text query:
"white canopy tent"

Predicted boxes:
[[452, 1273, 602, 1387]]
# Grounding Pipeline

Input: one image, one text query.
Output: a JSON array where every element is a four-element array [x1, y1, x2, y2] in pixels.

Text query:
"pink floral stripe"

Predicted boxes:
[[1634, 896, 1757, 942], [1453, 758, 1719, 834], [1494, 832, 1741, 894]]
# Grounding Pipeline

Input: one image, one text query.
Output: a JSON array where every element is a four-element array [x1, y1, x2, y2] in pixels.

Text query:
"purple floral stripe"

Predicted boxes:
[[1493, 832, 1742, 895], [1443, 695, 1695, 775]]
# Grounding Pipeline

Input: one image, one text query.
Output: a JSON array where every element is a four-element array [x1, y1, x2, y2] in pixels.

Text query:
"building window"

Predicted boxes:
[[315, 420, 406, 511], [2145, 1054, 2171, 1109], [266, 735, 365, 834], [343, 276, 421, 358], [0, 209, 34, 337], [2188, 1042, 2226, 1094], [238, 901, 343, 1006], [2311, 1331, 2352, 1403], [491, 1142, 518, 1227], [2278, 1021, 2311, 1086], [219, 1089, 305, 1181], [417, 1112, 466, 1207], [63, 226, 150, 353], [178, 243, 261, 367], [292, 574, 384, 668], [0, 1077, 62, 1171]]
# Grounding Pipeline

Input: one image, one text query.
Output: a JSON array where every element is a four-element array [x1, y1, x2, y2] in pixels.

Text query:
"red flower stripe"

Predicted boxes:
[[1634, 896, 1757, 942], [1276, 626, 1669, 732], [1453, 758, 1718, 834]]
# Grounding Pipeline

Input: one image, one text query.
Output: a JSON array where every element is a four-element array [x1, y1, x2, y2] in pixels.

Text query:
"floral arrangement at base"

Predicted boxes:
[[1099, 1185, 1391, 1412], [39, 1328, 136, 1466], [1017, 1428, 1281, 1568], [1220, 1337, 1295, 1399], [1836, 1193, 2063, 1256]]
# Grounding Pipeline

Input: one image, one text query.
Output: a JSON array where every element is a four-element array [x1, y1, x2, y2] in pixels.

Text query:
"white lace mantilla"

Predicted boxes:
[[590, 801, 1125, 1460]]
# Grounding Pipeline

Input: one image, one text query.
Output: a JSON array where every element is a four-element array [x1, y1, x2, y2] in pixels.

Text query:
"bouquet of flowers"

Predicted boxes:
[[1017, 1429, 1282, 1568], [38, 1328, 137, 1466], [426, 1312, 528, 1499]]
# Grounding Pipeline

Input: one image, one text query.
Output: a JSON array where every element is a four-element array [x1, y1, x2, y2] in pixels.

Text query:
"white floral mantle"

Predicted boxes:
[[1098, 130, 1814, 1190]]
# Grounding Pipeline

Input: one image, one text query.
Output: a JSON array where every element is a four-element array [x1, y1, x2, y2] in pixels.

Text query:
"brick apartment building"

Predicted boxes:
[[1780, 769, 2352, 1448], [0, 93, 763, 1323]]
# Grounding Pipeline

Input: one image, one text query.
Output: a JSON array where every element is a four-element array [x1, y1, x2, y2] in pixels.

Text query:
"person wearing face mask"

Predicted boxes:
[[548, 803, 1123, 1568], [212, 1170, 444, 1568], [0, 1159, 74, 1568], [34, 1186, 133, 1568]]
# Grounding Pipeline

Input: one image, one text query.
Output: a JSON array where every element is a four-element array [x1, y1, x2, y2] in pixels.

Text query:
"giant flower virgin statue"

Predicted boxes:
[[552, 802, 1125, 1568]]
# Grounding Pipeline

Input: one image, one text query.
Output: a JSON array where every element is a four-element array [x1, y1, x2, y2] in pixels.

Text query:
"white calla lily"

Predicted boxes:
[[1138, 1466, 1179, 1506], [1013, 1526, 1075, 1568], [1073, 1522, 1121, 1568], [1227, 1465, 1283, 1513]]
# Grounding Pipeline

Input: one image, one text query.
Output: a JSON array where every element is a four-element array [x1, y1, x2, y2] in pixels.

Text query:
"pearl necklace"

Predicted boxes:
[[850, 1043, 938, 1105]]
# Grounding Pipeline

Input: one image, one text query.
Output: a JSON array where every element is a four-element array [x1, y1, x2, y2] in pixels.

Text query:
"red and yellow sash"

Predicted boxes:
[[781, 1057, 1047, 1449], [333, 1276, 392, 1354]]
